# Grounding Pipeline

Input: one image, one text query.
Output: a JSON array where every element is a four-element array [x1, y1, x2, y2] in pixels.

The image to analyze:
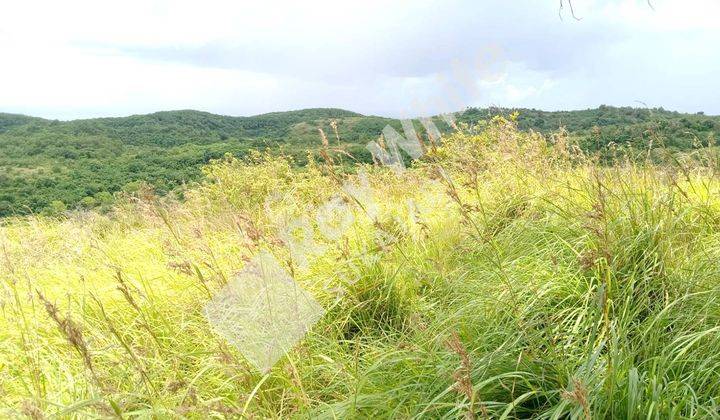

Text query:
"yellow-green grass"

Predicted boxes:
[[2, 121, 720, 418]]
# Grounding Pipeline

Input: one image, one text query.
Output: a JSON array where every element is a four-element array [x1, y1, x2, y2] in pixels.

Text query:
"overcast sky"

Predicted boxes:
[[0, 0, 718, 120]]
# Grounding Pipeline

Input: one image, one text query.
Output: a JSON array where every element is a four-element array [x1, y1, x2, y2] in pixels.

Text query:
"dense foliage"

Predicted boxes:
[[461, 105, 719, 151], [1, 106, 718, 216], [0, 109, 384, 216]]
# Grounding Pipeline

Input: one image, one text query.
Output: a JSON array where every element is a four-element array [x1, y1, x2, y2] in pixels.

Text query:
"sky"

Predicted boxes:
[[0, 0, 718, 120]]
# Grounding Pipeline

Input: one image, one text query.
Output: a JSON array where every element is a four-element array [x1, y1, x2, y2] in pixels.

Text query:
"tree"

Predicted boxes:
[[44, 200, 67, 216]]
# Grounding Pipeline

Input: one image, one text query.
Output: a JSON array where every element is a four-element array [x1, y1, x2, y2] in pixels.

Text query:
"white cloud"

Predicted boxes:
[[0, 0, 718, 119], [0, 39, 282, 119]]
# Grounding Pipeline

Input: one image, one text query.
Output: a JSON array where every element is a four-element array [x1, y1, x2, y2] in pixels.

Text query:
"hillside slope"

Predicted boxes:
[[3, 122, 720, 417], [1, 106, 718, 216]]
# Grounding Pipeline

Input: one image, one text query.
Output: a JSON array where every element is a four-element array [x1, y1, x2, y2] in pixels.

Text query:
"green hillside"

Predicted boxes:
[[460, 106, 719, 152], [1, 106, 718, 216], [5, 122, 720, 417]]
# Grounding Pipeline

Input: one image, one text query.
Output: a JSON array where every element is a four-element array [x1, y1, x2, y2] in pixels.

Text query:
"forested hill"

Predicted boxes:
[[1, 106, 719, 216], [460, 106, 720, 152]]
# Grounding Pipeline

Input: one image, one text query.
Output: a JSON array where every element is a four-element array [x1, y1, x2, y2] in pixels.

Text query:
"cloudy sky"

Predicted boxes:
[[0, 0, 718, 120]]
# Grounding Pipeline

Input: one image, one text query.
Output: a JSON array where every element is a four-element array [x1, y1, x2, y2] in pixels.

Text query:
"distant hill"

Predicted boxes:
[[1, 106, 718, 216], [0, 113, 47, 133], [459, 106, 719, 152]]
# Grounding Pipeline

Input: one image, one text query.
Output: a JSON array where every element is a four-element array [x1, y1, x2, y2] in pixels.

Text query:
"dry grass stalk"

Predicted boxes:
[[318, 127, 330, 148], [330, 120, 340, 143], [90, 294, 158, 395], [36, 290, 95, 377], [21, 400, 45, 420], [317, 127, 335, 166], [378, 134, 386, 150], [562, 378, 591, 420], [445, 331, 487, 419], [114, 269, 163, 349]]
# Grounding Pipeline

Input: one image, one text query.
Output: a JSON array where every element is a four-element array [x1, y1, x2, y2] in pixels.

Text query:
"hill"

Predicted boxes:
[[3, 122, 720, 417], [460, 106, 720, 152], [0, 113, 47, 132], [1, 106, 719, 216]]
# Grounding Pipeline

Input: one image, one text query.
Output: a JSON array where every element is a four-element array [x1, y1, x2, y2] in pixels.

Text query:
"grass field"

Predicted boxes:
[[2, 118, 720, 418]]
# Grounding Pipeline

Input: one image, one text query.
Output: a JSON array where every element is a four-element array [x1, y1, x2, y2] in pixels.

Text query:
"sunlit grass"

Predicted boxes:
[[2, 120, 720, 418]]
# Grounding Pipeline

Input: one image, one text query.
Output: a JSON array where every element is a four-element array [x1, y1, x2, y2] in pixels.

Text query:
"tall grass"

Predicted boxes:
[[2, 119, 720, 418]]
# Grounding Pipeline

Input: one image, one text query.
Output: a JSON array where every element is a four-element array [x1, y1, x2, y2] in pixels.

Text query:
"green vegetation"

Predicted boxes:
[[3, 119, 720, 417], [0, 108, 379, 216], [1, 106, 718, 216], [460, 105, 719, 152]]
